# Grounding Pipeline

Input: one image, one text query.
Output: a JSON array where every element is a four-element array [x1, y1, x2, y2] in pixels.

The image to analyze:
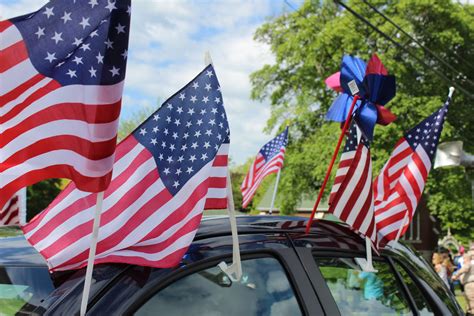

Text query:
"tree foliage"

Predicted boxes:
[[27, 179, 62, 221], [250, 0, 474, 239]]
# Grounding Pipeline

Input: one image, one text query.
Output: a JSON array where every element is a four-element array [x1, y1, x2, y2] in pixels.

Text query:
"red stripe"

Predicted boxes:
[[374, 196, 405, 216], [0, 40, 28, 72], [204, 198, 227, 209], [0, 74, 46, 107], [212, 155, 228, 166], [0, 20, 12, 32], [24, 147, 151, 238], [412, 152, 429, 181], [0, 136, 118, 173], [375, 210, 408, 231]]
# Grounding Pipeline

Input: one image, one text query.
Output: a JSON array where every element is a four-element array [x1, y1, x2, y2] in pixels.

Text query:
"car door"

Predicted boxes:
[[87, 232, 324, 315]]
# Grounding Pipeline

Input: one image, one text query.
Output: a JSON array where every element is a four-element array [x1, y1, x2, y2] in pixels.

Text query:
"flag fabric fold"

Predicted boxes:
[[374, 99, 450, 246], [0, 0, 131, 209], [22, 64, 230, 271], [241, 128, 288, 208], [328, 123, 377, 244]]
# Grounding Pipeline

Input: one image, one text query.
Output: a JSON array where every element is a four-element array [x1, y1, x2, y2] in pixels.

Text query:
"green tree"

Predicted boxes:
[[251, 0, 474, 239], [27, 179, 62, 221]]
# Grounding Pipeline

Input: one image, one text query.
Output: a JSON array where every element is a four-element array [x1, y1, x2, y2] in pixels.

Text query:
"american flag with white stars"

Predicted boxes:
[[22, 65, 231, 271], [241, 128, 288, 208], [0, 0, 131, 209], [374, 100, 450, 246]]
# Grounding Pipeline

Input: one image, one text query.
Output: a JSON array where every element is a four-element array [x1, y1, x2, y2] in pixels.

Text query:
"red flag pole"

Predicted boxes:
[[305, 94, 360, 234]]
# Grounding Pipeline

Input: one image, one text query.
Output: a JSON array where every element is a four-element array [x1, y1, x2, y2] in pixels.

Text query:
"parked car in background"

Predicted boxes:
[[0, 216, 464, 315]]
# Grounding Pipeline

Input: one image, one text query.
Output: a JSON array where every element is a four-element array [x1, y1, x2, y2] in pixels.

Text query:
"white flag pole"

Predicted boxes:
[[268, 169, 281, 215], [204, 51, 242, 281], [18, 188, 27, 226], [394, 211, 409, 244], [80, 191, 104, 316]]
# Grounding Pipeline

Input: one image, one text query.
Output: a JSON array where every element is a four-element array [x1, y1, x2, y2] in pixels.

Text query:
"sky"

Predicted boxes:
[[0, 0, 303, 165]]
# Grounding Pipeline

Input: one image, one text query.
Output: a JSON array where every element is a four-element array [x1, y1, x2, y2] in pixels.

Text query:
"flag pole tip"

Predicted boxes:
[[448, 87, 455, 98], [204, 51, 213, 66]]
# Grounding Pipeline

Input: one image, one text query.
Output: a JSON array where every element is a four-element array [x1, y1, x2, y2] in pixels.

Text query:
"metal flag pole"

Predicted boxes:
[[306, 87, 360, 234], [268, 169, 281, 215], [364, 237, 377, 272], [204, 51, 242, 281], [80, 191, 104, 316]]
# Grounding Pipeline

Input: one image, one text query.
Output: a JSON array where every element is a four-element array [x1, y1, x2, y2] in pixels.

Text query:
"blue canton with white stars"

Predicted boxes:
[[134, 65, 230, 195], [259, 128, 288, 161], [343, 123, 370, 153], [12, 0, 131, 86], [405, 101, 449, 161]]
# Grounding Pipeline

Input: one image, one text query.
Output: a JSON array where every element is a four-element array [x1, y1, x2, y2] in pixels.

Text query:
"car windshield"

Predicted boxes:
[[0, 265, 54, 315]]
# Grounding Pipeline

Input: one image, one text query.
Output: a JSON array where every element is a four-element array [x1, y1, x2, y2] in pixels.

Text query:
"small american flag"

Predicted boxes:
[[241, 128, 288, 208], [0, 0, 131, 209], [328, 123, 376, 244], [374, 99, 449, 245], [0, 195, 20, 226], [22, 65, 230, 271]]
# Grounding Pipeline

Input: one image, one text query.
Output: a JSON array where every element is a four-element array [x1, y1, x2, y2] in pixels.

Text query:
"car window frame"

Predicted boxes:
[[123, 248, 323, 316]]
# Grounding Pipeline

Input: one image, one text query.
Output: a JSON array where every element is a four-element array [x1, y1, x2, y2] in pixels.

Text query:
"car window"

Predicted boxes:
[[314, 256, 413, 316], [135, 257, 302, 316], [0, 265, 54, 315], [392, 260, 434, 315]]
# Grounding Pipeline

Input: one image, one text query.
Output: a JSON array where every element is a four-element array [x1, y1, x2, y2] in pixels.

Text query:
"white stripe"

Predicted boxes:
[[0, 24, 22, 50], [374, 161, 389, 201], [2, 82, 124, 130], [346, 151, 372, 229], [3, 78, 53, 114], [375, 202, 406, 222], [416, 146, 432, 172], [206, 188, 226, 199], [24, 143, 146, 239], [0, 59, 38, 95], [374, 191, 400, 210], [388, 155, 411, 177], [35, 156, 158, 252], [399, 173, 418, 212], [407, 159, 425, 194], [377, 216, 409, 238], [332, 147, 368, 218], [391, 141, 410, 157], [1, 149, 115, 188], [1, 119, 119, 163], [335, 166, 349, 177], [330, 183, 341, 194], [340, 151, 356, 160]]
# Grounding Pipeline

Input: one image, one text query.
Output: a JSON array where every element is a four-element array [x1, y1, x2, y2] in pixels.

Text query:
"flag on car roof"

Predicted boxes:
[[22, 65, 230, 271], [328, 123, 377, 244], [241, 128, 288, 208], [0, 0, 131, 209], [374, 98, 450, 246]]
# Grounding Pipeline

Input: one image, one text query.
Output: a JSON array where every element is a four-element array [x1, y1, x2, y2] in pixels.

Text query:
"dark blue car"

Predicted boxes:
[[0, 217, 464, 315]]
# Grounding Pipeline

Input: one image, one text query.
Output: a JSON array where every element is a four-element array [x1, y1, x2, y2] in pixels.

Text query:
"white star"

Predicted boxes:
[[215, 144, 219, 151], [167, 103, 173, 110], [161, 141, 166, 148], [174, 119, 181, 126], [191, 143, 198, 150], [192, 82, 199, 89], [73, 37, 83, 46], [179, 93, 185, 100], [109, 66, 120, 77], [79, 17, 90, 29], [166, 116, 171, 123], [121, 49, 128, 60], [89, 0, 99, 8], [167, 156, 173, 163], [153, 114, 160, 121], [219, 122, 224, 128], [164, 128, 169, 135], [197, 119, 203, 126], [206, 70, 214, 77], [158, 154, 164, 160], [163, 168, 170, 175], [175, 168, 182, 176], [80, 43, 91, 52], [172, 132, 178, 139], [194, 130, 201, 137], [172, 181, 180, 188], [89, 67, 97, 78], [183, 132, 189, 139], [61, 11, 72, 23], [190, 96, 197, 103], [35, 27, 45, 39], [73, 56, 83, 65], [150, 138, 157, 145], [176, 107, 183, 114], [214, 97, 221, 104], [105, 0, 117, 12], [127, 5, 132, 15], [217, 134, 222, 140], [201, 153, 208, 160], [96, 52, 104, 64], [209, 119, 216, 126], [43, 7, 54, 19], [66, 69, 77, 78], [44, 52, 56, 63], [203, 142, 210, 149], [205, 83, 211, 91], [186, 167, 194, 174], [115, 23, 126, 34], [51, 32, 63, 44], [188, 108, 195, 115], [169, 144, 176, 151], [139, 128, 147, 135], [202, 96, 209, 103], [89, 30, 99, 38], [211, 108, 218, 114], [105, 39, 114, 49], [205, 130, 213, 136], [181, 144, 188, 151], [200, 109, 207, 115], [186, 121, 192, 128]]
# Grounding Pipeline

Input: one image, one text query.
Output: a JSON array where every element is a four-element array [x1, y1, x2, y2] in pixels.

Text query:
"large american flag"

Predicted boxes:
[[0, 0, 131, 209], [241, 128, 288, 208], [328, 123, 377, 243], [22, 65, 230, 271], [374, 100, 449, 245]]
